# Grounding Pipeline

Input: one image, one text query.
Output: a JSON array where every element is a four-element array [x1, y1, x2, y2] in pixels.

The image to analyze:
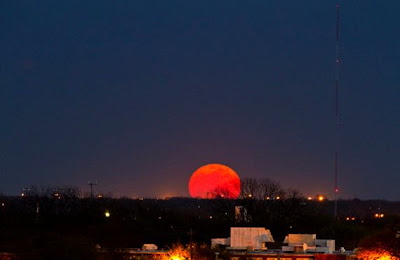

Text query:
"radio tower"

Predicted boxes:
[[334, 1, 341, 218]]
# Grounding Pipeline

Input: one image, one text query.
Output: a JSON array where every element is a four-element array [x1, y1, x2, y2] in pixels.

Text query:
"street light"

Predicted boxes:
[[105, 210, 110, 218]]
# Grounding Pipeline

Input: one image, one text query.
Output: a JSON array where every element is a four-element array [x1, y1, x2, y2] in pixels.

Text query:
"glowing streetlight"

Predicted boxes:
[[317, 195, 325, 202], [105, 210, 110, 218]]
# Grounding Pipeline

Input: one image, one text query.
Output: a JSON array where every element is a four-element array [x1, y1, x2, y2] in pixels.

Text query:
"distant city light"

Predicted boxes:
[[276, 196, 280, 200], [307, 197, 313, 200], [374, 213, 384, 218], [317, 195, 325, 201]]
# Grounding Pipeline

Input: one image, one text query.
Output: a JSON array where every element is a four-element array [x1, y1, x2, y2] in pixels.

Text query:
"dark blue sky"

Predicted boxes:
[[1, 1, 399, 199]]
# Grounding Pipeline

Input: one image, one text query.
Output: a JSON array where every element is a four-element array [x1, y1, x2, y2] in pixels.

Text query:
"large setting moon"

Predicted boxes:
[[189, 163, 240, 199]]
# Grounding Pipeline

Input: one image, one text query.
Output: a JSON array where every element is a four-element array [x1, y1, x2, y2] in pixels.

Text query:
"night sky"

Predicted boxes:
[[1, 1, 399, 200]]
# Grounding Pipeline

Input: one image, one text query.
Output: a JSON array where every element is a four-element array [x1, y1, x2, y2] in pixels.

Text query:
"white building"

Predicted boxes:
[[212, 227, 274, 250], [142, 244, 158, 251], [211, 238, 230, 247], [282, 234, 335, 253]]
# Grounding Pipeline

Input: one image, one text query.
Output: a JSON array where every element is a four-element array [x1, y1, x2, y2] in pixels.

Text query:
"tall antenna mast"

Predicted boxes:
[[334, 1, 341, 218]]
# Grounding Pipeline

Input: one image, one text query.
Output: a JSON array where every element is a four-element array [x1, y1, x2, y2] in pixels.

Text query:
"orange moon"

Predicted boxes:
[[188, 164, 240, 199]]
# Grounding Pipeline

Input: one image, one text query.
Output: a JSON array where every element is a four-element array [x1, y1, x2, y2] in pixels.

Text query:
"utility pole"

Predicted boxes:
[[88, 181, 97, 198]]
